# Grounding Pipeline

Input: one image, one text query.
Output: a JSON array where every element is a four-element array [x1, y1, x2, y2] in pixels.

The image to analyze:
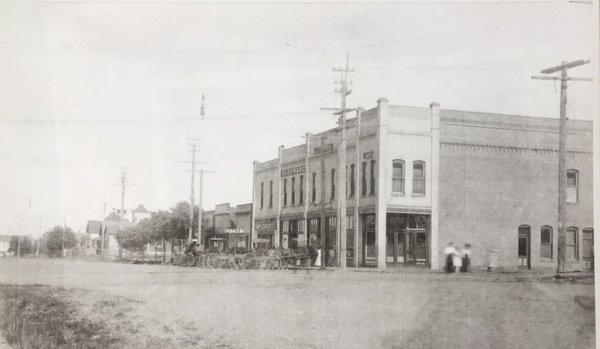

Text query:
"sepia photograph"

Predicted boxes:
[[0, 0, 598, 348]]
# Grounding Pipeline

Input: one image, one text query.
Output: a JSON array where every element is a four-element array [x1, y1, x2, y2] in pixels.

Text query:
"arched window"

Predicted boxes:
[[583, 228, 594, 262], [269, 180, 273, 208], [331, 169, 336, 200], [291, 177, 296, 205], [312, 172, 317, 203], [369, 160, 376, 195], [392, 160, 405, 194], [361, 162, 367, 196], [540, 225, 553, 259], [566, 226, 579, 261], [260, 182, 264, 209], [413, 161, 426, 195], [299, 175, 304, 205], [349, 164, 356, 197], [566, 169, 579, 203], [283, 178, 288, 207]]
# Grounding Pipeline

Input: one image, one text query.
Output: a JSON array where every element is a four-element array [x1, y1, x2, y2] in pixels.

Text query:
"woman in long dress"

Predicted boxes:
[[444, 242, 455, 273]]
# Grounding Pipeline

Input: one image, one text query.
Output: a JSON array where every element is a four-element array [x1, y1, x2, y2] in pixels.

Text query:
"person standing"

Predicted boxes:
[[444, 242, 456, 273], [453, 247, 463, 273], [461, 243, 471, 273]]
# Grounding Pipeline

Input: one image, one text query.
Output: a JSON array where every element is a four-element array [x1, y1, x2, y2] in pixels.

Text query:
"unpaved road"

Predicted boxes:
[[0, 258, 594, 348]]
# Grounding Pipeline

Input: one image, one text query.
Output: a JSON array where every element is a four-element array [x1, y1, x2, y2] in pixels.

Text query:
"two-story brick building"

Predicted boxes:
[[251, 98, 593, 270]]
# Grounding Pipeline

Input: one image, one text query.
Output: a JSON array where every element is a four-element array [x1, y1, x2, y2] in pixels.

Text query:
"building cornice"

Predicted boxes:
[[441, 141, 592, 156]]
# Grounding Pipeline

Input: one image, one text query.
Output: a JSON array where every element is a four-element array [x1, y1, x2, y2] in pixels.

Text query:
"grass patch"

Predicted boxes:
[[0, 284, 122, 348]]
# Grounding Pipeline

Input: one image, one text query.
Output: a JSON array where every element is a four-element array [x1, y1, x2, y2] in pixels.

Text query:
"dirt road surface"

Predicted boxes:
[[0, 258, 594, 348]]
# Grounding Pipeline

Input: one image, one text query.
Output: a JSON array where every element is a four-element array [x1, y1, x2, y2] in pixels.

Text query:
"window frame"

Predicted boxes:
[[269, 180, 273, 208], [540, 225, 553, 260], [299, 174, 304, 205], [361, 162, 367, 196], [312, 172, 317, 203], [566, 169, 579, 204], [369, 160, 376, 195], [291, 176, 296, 206], [260, 182, 264, 209], [392, 159, 405, 194], [349, 164, 356, 197], [283, 178, 288, 207], [412, 160, 426, 195], [330, 168, 336, 201], [566, 226, 579, 261]]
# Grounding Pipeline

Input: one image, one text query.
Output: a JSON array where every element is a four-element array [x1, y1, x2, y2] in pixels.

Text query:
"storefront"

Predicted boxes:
[[254, 218, 276, 250], [386, 213, 430, 267]]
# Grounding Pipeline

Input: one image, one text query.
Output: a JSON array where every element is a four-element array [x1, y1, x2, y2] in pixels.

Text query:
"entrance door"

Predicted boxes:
[[363, 214, 376, 265], [404, 229, 428, 264], [518, 225, 531, 269]]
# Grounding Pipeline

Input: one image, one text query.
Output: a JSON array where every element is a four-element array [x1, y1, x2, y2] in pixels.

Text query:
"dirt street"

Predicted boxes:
[[0, 258, 594, 348]]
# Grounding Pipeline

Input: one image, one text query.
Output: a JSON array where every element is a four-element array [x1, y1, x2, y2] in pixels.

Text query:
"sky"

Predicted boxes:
[[0, 0, 596, 236]]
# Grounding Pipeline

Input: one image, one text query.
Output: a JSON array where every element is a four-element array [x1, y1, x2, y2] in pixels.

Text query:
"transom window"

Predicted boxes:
[[392, 160, 405, 194], [413, 161, 426, 195]]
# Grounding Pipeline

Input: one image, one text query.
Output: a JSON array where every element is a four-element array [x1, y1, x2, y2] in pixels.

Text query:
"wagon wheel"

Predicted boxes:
[[242, 253, 258, 270], [266, 255, 282, 270]]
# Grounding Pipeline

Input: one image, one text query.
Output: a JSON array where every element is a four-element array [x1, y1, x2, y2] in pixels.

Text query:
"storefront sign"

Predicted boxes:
[[225, 228, 245, 234], [281, 165, 305, 177], [255, 220, 276, 231]]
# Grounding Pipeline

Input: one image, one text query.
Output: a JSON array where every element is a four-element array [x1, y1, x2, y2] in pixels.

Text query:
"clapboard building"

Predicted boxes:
[[251, 98, 593, 270]]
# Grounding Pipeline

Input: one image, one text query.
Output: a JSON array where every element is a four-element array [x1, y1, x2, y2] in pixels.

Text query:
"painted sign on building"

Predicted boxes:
[[281, 165, 305, 177]]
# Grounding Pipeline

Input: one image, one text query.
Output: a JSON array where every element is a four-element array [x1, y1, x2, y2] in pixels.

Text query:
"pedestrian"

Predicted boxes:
[[453, 247, 463, 273], [444, 242, 456, 273], [461, 243, 471, 273]]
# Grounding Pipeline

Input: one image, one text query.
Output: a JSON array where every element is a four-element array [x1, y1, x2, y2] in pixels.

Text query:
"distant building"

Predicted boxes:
[[203, 203, 252, 252], [252, 98, 593, 271], [131, 204, 151, 224]]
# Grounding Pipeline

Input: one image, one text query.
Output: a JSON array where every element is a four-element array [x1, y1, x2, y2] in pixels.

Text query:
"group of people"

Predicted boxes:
[[444, 242, 471, 273]]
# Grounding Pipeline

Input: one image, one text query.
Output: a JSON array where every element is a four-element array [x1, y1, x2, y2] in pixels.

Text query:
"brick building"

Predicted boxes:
[[251, 98, 593, 270]]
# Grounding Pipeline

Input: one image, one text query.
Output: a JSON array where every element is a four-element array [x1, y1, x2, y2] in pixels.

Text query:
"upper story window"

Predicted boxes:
[[566, 169, 579, 203], [413, 161, 426, 195], [349, 164, 356, 197], [583, 228, 594, 261], [299, 175, 304, 205], [566, 226, 579, 261], [283, 178, 288, 207], [361, 162, 367, 196], [331, 169, 336, 200], [269, 181, 273, 208], [540, 225, 553, 259], [392, 160, 405, 194], [312, 172, 317, 203], [260, 182, 264, 209], [370, 160, 376, 195], [291, 177, 296, 205]]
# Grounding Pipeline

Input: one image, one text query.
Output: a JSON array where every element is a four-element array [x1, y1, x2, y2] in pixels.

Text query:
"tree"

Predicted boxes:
[[43, 226, 76, 257], [115, 226, 146, 252], [8, 236, 32, 256]]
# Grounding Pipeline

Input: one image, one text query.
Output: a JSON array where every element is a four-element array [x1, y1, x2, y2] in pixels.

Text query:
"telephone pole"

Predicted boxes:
[[319, 135, 327, 270], [197, 168, 216, 251], [119, 170, 127, 218], [532, 60, 592, 274], [185, 139, 201, 246], [321, 53, 354, 268]]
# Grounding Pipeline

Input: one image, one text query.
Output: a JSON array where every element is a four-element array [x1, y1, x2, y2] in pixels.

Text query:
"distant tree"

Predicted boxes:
[[8, 236, 32, 256], [115, 226, 146, 252], [43, 226, 76, 257]]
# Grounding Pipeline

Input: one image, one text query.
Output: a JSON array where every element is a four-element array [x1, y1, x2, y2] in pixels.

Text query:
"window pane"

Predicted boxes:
[[540, 244, 551, 259], [413, 179, 425, 194], [393, 162, 404, 177], [566, 229, 577, 244], [566, 187, 577, 203], [392, 179, 404, 193], [541, 227, 551, 244], [567, 172, 577, 186], [413, 163, 424, 179], [566, 245, 576, 260]]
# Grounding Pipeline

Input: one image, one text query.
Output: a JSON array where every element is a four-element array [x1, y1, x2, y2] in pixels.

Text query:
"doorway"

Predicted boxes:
[[518, 225, 531, 269]]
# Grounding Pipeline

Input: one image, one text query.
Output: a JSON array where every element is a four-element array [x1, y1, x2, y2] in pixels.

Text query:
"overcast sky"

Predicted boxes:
[[0, 0, 595, 235]]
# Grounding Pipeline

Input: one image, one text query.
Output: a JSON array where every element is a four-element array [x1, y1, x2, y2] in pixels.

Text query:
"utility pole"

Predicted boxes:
[[188, 142, 198, 246], [119, 170, 127, 218], [354, 108, 362, 268], [197, 168, 216, 251], [532, 60, 592, 274], [321, 53, 354, 268], [319, 135, 327, 270]]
